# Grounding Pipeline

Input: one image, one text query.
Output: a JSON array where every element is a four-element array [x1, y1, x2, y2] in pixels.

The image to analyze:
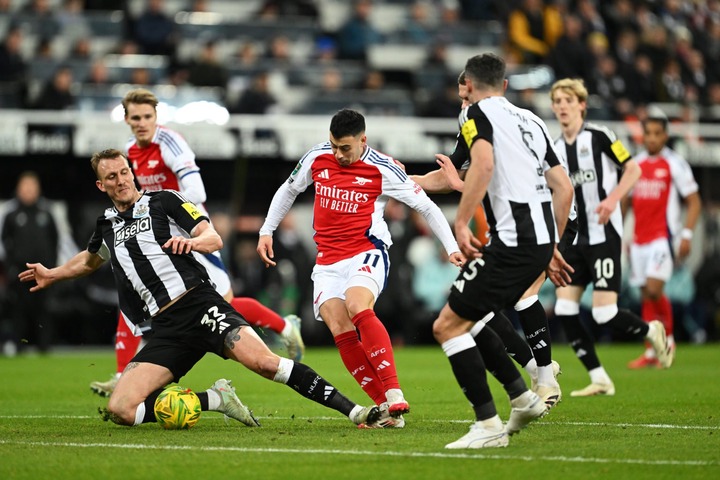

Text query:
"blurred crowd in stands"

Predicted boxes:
[[2, 0, 720, 121]]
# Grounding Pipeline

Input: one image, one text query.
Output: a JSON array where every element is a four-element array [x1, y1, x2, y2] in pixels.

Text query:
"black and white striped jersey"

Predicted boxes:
[[553, 123, 632, 246], [87, 190, 210, 323], [459, 96, 561, 247]]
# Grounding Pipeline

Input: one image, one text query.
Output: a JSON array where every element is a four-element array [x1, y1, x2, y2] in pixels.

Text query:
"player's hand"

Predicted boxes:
[[677, 238, 692, 262], [435, 154, 463, 192], [546, 246, 574, 287], [448, 251, 466, 267], [257, 235, 276, 268], [163, 236, 194, 255], [393, 158, 406, 172], [18, 262, 50, 292], [595, 197, 617, 225], [455, 224, 483, 260]]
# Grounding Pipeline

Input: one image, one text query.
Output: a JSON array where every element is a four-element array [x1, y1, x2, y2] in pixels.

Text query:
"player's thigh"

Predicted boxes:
[[318, 298, 354, 335]]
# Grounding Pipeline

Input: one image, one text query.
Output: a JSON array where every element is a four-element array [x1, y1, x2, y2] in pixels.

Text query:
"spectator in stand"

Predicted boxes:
[[21, 0, 61, 40], [576, 0, 606, 38], [548, 14, 593, 81], [312, 36, 338, 65], [613, 29, 640, 78], [264, 35, 292, 65], [360, 70, 385, 91], [638, 24, 671, 79], [33, 66, 76, 110], [336, 0, 383, 61], [85, 60, 112, 86], [683, 49, 710, 106], [69, 38, 92, 60], [230, 71, 277, 114], [403, 0, 434, 45], [130, 67, 153, 86], [592, 55, 631, 119], [657, 58, 686, 103], [626, 53, 658, 107], [133, 0, 177, 57], [0, 25, 28, 107], [256, 0, 319, 19], [187, 40, 229, 90], [236, 41, 260, 67], [507, 0, 563, 65], [57, 0, 91, 44]]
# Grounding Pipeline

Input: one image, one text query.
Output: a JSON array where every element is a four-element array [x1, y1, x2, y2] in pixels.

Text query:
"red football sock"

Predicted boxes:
[[351, 309, 401, 391], [641, 298, 655, 323], [115, 313, 141, 374], [655, 295, 674, 336], [334, 330, 386, 405], [230, 297, 286, 333]]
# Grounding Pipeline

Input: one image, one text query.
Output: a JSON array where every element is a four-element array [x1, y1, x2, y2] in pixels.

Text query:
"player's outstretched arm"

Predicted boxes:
[[596, 159, 640, 225], [19, 250, 105, 292]]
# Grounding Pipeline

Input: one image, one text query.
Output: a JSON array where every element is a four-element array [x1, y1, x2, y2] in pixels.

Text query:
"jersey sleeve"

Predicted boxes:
[[448, 133, 470, 171], [259, 145, 317, 236], [460, 106, 493, 151], [669, 151, 699, 198], [381, 163, 459, 255], [159, 190, 209, 234], [158, 129, 207, 204], [595, 125, 632, 168]]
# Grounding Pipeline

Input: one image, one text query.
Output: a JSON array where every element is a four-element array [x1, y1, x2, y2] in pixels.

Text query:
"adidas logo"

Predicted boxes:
[[115, 341, 125, 351], [377, 360, 391, 370], [360, 376, 374, 387], [318, 169, 330, 179], [534, 340, 547, 349], [577, 348, 587, 357], [453, 279, 465, 293], [324, 385, 334, 401], [358, 265, 372, 273], [595, 278, 608, 288]]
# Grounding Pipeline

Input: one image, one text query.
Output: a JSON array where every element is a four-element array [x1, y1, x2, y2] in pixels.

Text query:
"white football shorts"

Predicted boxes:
[[311, 248, 390, 320], [629, 238, 674, 287]]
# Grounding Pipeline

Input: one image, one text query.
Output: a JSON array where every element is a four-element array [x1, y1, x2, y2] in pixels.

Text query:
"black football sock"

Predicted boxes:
[[473, 325, 527, 400], [442, 334, 497, 421], [284, 361, 356, 416], [557, 314, 601, 372], [486, 311, 534, 367], [140, 388, 163, 423], [516, 298, 553, 367], [605, 309, 649, 341]]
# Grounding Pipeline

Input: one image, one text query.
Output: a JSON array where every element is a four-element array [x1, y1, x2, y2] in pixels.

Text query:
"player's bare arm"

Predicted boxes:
[[596, 159, 640, 225], [257, 235, 276, 268], [678, 191, 702, 260], [544, 164, 574, 238], [163, 220, 221, 255], [19, 250, 106, 292], [454, 139, 492, 259]]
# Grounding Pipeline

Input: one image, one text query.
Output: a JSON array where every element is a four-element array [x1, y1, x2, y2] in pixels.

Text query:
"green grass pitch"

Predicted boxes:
[[1, 344, 719, 479]]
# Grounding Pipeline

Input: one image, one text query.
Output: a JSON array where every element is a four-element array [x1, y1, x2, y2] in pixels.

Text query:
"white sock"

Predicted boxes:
[[537, 365, 557, 387], [349, 405, 364, 420], [523, 357, 538, 379], [281, 319, 293, 337], [588, 366, 612, 384], [478, 414, 503, 430], [668, 334, 675, 348], [133, 403, 145, 426], [206, 388, 221, 410]]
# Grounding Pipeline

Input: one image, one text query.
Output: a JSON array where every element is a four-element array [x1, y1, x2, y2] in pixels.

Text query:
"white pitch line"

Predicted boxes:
[[1, 415, 718, 431], [0, 439, 716, 467]]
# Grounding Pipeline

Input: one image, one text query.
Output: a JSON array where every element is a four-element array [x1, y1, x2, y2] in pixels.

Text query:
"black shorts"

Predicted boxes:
[[448, 242, 553, 321], [563, 229, 622, 292], [132, 282, 250, 381]]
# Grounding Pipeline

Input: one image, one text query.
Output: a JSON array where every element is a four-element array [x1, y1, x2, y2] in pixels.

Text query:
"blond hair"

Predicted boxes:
[[550, 78, 589, 118], [121, 88, 159, 116]]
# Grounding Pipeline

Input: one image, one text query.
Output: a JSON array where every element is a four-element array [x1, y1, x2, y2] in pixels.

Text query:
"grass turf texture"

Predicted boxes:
[[1, 344, 718, 479]]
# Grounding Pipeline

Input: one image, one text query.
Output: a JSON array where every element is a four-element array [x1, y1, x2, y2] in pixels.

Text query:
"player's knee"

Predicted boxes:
[[245, 352, 281, 379], [106, 397, 137, 426], [555, 299, 580, 316], [592, 304, 618, 325]]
